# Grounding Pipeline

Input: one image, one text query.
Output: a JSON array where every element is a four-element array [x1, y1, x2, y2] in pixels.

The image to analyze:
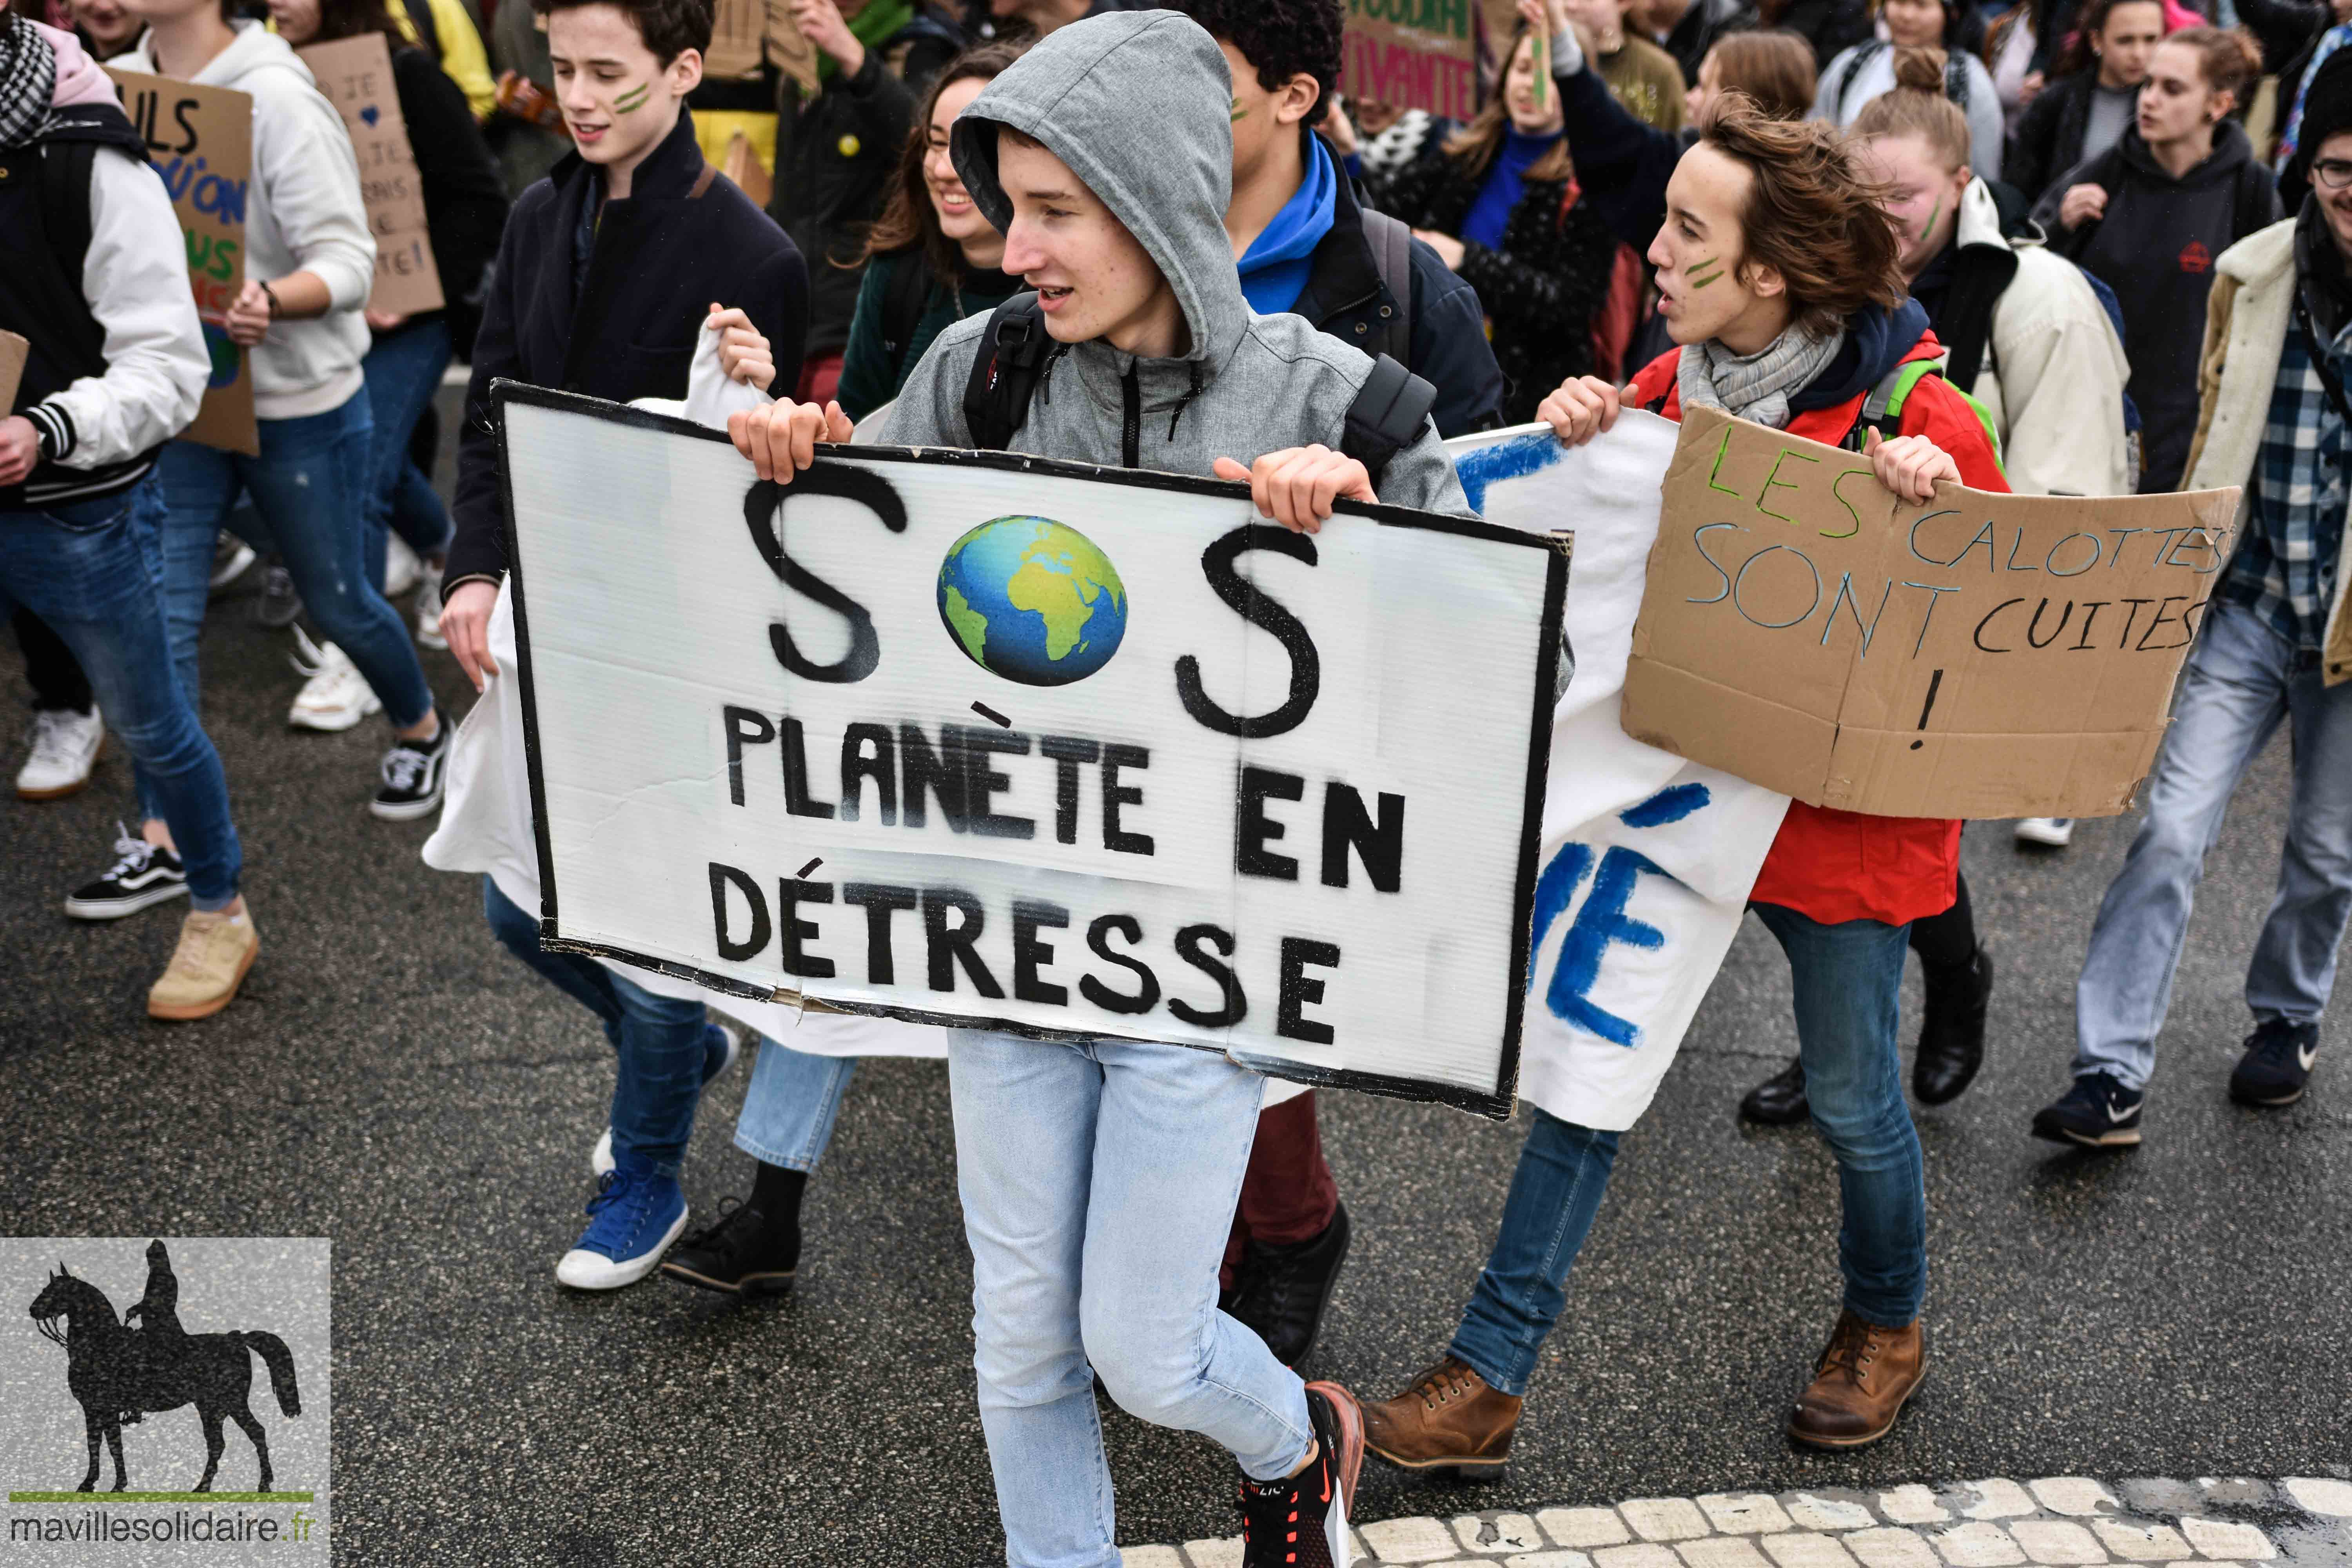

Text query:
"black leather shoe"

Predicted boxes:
[[1914, 948, 1993, 1106], [1228, 1202, 1351, 1368], [1739, 1059, 1809, 1125], [659, 1197, 798, 1296]]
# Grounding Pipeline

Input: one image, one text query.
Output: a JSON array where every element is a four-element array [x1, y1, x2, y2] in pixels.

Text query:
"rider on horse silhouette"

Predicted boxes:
[[117, 1240, 191, 1425]]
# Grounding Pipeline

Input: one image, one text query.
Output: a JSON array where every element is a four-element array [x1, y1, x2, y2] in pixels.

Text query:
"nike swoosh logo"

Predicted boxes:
[[2300, 1044, 2318, 1071], [2106, 1100, 2137, 1122]]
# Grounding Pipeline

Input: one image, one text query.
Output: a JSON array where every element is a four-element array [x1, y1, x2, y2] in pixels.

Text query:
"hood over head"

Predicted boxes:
[[949, 10, 1249, 373]]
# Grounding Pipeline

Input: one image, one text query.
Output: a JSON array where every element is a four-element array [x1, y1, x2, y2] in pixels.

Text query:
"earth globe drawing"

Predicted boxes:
[[936, 515, 1128, 686]]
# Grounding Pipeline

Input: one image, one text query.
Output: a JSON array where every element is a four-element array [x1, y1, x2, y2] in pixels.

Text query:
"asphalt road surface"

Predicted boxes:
[[4, 470, 2348, 1566]]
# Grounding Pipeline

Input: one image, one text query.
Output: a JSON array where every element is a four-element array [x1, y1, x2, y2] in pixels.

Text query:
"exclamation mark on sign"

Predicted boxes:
[[1911, 669, 1944, 751]]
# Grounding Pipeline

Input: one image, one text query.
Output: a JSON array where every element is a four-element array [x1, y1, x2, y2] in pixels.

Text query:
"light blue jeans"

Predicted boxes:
[[2075, 599, 2352, 1089], [949, 1031, 1311, 1568], [732, 1036, 857, 1173]]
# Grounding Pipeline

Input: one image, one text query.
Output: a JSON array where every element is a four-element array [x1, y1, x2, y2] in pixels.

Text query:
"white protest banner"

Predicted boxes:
[[298, 34, 445, 319], [1450, 418, 1792, 1131], [495, 385, 1566, 1118]]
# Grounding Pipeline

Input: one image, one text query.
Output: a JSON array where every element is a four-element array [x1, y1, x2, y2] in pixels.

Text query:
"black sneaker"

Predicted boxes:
[[2230, 1019, 2319, 1107], [254, 559, 303, 628], [370, 713, 450, 820], [64, 825, 190, 920], [659, 1198, 799, 1295], [1229, 1202, 1351, 1369], [1240, 1382, 1363, 1568], [2030, 1070, 2145, 1147], [1739, 1058, 1810, 1125]]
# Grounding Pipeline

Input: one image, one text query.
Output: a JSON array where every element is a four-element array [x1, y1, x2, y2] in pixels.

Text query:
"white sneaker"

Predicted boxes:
[[2015, 817, 2075, 848], [590, 1127, 614, 1180], [16, 707, 105, 800], [384, 533, 422, 598], [207, 537, 255, 593], [287, 628, 383, 732], [414, 560, 448, 650]]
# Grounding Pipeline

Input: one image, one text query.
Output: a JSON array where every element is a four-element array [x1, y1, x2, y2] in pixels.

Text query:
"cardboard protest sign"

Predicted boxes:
[[1341, 0, 1480, 118], [0, 331, 26, 416], [107, 67, 258, 456], [1622, 406, 2243, 818], [705, 0, 818, 96], [299, 34, 445, 319], [496, 385, 1566, 1118], [1453, 418, 1791, 1130]]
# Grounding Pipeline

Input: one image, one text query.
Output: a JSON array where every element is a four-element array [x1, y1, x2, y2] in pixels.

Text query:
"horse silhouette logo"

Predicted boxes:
[[25, 1240, 301, 1494]]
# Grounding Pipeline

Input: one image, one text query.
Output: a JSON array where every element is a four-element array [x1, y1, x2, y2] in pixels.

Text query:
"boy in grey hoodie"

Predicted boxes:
[[731, 12, 1466, 1564]]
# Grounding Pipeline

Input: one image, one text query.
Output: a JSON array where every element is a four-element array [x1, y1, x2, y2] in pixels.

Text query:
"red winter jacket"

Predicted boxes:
[[1627, 330, 2009, 927]]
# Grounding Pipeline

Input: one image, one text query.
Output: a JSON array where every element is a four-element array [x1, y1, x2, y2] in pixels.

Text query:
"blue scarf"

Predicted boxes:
[[1237, 133, 1339, 316], [1463, 127, 1563, 251]]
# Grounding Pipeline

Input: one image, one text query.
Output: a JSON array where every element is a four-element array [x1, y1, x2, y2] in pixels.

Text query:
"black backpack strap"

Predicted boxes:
[[962, 292, 1052, 452], [1834, 40, 1884, 119], [1341, 353, 1438, 490], [1359, 208, 1415, 365], [879, 252, 933, 366], [1945, 54, 1969, 111]]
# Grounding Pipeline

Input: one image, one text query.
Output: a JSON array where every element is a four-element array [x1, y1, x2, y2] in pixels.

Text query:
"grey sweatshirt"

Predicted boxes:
[[884, 10, 1470, 520]]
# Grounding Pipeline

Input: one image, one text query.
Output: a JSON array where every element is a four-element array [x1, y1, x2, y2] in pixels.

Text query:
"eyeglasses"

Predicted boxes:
[[2314, 159, 2352, 191]]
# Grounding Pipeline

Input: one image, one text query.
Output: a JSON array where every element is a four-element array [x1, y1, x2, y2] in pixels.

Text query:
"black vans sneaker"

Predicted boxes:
[[2029, 1070, 2145, 1148], [2230, 1019, 2319, 1107], [659, 1198, 799, 1296], [64, 825, 190, 920], [1239, 1382, 1363, 1568], [370, 712, 450, 821]]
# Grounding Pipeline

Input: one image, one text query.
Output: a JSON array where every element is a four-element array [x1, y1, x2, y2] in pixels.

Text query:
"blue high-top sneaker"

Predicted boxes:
[[557, 1160, 689, 1290]]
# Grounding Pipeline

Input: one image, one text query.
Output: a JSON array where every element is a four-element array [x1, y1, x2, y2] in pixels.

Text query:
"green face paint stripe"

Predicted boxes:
[[1688, 259, 1724, 289], [1230, 96, 1247, 121], [1921, 196, 1942, 239], [613, 83, 650, 113]]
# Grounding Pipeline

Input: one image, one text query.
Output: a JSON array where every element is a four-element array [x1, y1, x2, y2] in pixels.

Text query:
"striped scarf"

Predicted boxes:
[[0, 13, 61, 151], [1676, 323, 1846, 430], [2280, 23, 2352, 169]]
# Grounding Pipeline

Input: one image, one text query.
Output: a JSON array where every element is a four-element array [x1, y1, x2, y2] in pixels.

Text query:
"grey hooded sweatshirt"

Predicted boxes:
[[881, 11, 1471, 521]]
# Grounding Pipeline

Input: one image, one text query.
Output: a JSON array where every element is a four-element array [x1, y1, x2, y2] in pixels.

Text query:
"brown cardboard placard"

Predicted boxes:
[[705, 0, 817, 96], [299, 34, 445, 319], [1620, 406, 2242, 819], [1341, 0, 1481, 118], [0, 330, 27, 416], [721, 130, 771, 209], [106, 67, 259, 456]]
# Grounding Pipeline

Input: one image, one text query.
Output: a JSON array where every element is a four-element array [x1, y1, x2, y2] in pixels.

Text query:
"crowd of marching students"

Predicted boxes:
[[7, 0, 2352, 1558]]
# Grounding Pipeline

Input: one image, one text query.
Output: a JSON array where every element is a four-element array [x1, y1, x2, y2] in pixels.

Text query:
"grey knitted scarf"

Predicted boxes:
[[0, 15, 61, 152], [1676, 323, 1846, 430]]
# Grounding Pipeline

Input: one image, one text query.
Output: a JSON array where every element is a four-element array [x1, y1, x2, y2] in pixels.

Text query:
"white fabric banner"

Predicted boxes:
[[1449, 417, 1793, 1131]]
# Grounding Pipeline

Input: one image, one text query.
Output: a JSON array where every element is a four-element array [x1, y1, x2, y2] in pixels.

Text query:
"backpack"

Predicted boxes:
[[1831, 40, 1971, 120], [1843, 358, 2003, 462], [1357, 207, 1415, 366], [959, 292, 1440, 490]]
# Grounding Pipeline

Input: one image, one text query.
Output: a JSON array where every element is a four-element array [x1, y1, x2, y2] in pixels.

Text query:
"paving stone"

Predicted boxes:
[[1123, 1549, 1186, 1568], [1594, 1546, 1686, 1568], [1883, 1488, 1954, 1525], [2027, 1480, 2121, 1518], [1457, 1514, 1548, 1554], [2281, 1479, 2352, 1518], [1183, 1539, 1244, 1568], [1622, 1500, 1713, 1543], [2178, 1517, 2276, 1559], [1845, 1527, 1944, 1568], [1962, 1482, 2042, 1521], [1675, 1538, 1772, 1568], [1703, 1496, 1797, 1535], [2121, 1481, 2211, 1515], [1757, 1531, 1861, 1568], [1363, 1517, 1474, 1562], [2006, 1519, 2107, 1564], [1541, 1509, 1635, 1549], [2089, 1522, 2192, 1562], [1786, 1495, 1879, 1532], [1931, 1522, 2029, 1566], [1506, 1556, 1597, 1568]]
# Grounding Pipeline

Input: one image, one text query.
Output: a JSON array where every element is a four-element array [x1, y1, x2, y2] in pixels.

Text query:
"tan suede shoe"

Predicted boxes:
[[147, 907, 258, 1021], [1786, 1308, 1925, 1449], [1362, 1356, 1522, 1478]]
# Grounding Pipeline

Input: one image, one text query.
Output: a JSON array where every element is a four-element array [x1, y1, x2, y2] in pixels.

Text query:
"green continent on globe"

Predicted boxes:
[[942, 584, 991, 663], [1005, 530, 1125, 661]]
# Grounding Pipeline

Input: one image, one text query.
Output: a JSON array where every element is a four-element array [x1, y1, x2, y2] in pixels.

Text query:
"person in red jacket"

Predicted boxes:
[[1362, 95, 2006, 1478]]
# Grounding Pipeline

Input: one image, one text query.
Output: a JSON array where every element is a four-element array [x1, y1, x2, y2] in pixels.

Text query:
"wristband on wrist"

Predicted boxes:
[[260, 280, 283, 319]]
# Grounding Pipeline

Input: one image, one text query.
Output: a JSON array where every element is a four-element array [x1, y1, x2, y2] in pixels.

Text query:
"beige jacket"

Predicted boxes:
[[1955, 178, 2136, 499], [2181, 217, 2352, 685]]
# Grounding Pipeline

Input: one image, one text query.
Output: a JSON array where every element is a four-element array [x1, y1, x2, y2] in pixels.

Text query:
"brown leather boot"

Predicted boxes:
[[1362, 1356, 1521, 1479], [1786, 1309, 1925, 1448]]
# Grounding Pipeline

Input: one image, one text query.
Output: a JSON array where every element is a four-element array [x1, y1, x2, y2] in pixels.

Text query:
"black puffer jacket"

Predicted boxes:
[[1368, 149, 1617, 425]]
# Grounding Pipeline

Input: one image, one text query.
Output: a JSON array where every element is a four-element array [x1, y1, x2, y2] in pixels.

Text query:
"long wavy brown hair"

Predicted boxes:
[[1699, 92, 1905, 339], [1441, 19, 1575, 183], [853, 40, 1027, 281]]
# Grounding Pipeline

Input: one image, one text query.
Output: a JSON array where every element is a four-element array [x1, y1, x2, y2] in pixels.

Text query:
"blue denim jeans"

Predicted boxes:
[[145, 392, 433, 818], [2076, 599, 2352, 1089], [732, 1036, 856, 1173], [482, 878, 718, 1177], [359, 318, 456, 592], [1447, 1109, 1621, 1397], [949, 1031, 1312, 1568], [1753, 902, 1927, 1327], [0, 476, 241, 907]]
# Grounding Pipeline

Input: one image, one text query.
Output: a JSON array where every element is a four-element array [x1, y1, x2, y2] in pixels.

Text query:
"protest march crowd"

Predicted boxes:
[[5, 0, 2350, 1553]]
